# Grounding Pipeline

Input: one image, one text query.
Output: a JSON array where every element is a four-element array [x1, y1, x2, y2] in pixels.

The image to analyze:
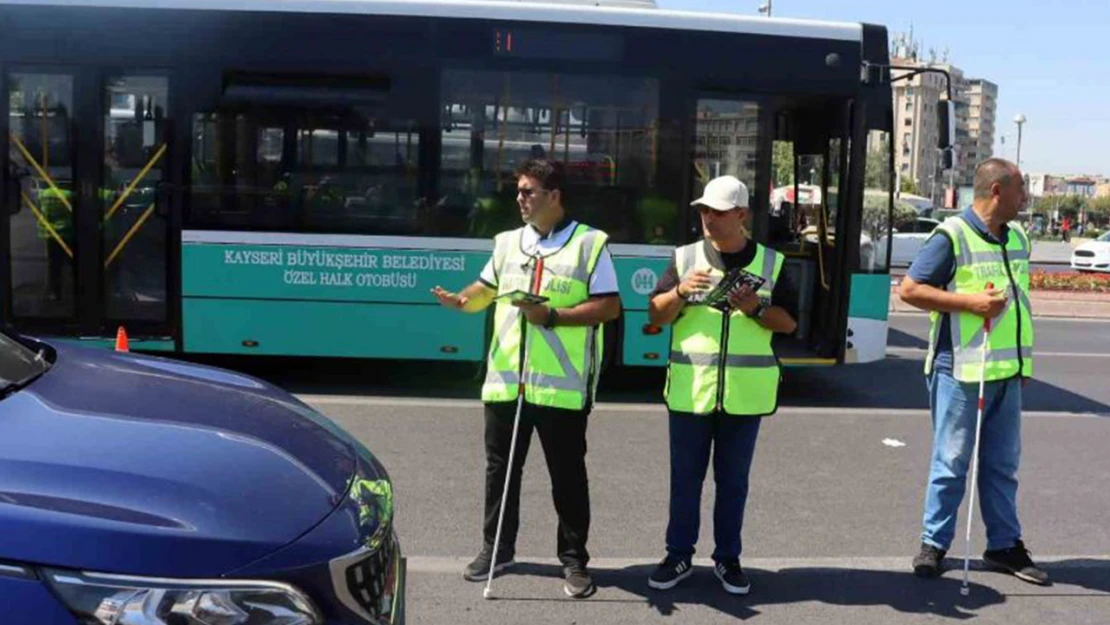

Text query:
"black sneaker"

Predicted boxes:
[[462, 545, 514, 582], [647, 555, 694, 590], [563, 564, 596, 599], [983, 540, 1050, 585], [713, 559, 751, 595], [913, 543, 947, 578]]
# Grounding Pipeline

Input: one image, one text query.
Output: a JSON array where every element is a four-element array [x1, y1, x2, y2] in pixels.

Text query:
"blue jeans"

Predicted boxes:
[[665, 412, 762, 563], [921, 371, 1023, 552]]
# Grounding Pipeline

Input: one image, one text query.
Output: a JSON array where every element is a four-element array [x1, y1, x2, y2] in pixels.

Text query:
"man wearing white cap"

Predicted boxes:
[[645, 175, 797, 595]]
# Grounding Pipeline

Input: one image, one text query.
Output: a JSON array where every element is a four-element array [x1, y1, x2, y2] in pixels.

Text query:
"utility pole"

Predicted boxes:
[[758, 0, 772, 16], [1014, 113, 1026, 169]]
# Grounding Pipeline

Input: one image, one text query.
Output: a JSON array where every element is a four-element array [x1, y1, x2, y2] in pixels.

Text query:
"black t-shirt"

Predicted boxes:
[[651, 239, 799, 315]]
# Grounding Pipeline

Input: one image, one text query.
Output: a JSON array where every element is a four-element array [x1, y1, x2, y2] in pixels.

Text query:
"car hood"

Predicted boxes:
[[0, 341, 366, 578]]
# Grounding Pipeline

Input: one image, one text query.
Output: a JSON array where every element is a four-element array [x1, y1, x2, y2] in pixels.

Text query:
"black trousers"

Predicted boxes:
[[482, 400, 591, 567]]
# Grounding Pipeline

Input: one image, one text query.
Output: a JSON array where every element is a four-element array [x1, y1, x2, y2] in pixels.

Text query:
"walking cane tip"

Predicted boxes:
[[483, 587, 494, 600], [960, 585, 970, 596]]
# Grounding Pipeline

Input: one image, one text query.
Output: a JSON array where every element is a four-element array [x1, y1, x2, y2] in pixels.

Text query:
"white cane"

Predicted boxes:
[[961, 281, 995, 597], [485, 255, 544, 600]]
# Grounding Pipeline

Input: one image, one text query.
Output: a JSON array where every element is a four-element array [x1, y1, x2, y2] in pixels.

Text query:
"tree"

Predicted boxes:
[[864, 137, 889, 190], [862, 190, 918, 240], [1086, 197, 1110, 226], [900, 177, 918, 195], [1033, 195, 1085, 217], [772, 141, 794, 187]]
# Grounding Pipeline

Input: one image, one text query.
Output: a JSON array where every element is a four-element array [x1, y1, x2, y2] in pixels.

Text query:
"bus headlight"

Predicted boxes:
[[43, 569, 322, 625]]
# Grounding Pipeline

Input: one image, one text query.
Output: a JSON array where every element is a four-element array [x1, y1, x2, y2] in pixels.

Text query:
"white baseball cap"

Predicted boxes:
[[690, 175, 749, 211]]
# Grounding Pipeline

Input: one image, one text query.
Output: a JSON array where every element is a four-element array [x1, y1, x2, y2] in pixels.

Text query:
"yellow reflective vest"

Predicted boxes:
[[664, 240, 784, 416], [925, 215, 1034, 382], [481, 223, 609, 411]]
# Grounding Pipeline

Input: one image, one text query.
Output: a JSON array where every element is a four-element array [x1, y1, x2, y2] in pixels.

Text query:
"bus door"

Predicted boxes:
[[3, 70, 175, 343], [767, 99, 853, 363]]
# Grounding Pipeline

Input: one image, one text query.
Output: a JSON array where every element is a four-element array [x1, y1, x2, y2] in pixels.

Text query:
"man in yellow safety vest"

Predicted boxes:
[[645, 175, 797, 596], [900, 158, 1047, 585], [432, 159, 621, 599]]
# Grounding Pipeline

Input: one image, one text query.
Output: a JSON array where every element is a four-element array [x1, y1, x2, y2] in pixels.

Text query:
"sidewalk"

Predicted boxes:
[[889, 282, 1110, 319]]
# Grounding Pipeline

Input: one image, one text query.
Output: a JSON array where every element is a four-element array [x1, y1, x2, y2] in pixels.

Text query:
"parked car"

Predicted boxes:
[[1071, 231, 1110, 273], [0, 328, 403, 625], [873, 217, 941, 268]]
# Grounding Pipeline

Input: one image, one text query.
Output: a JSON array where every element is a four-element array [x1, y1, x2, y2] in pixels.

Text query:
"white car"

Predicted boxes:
[[874, 217, 941, 268], [1071, 231, 1110, 273]]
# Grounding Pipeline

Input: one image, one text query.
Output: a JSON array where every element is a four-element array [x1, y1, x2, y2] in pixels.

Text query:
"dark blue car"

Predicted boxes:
[[0, 329, 404, 625]]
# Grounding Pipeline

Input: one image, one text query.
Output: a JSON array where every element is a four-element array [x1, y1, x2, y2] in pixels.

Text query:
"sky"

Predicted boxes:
[[659, 0, 1107, 177]]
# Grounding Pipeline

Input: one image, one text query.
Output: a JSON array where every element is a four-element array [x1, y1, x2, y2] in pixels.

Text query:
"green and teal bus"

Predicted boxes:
[[1, 0, 903, 367]]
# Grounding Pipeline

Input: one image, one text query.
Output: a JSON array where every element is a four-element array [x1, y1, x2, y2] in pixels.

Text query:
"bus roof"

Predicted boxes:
[[0, 0, 864, 41]]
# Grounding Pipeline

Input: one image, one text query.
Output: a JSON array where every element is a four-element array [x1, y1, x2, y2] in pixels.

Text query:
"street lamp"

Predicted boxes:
[[1013, 113, 1026, 169]]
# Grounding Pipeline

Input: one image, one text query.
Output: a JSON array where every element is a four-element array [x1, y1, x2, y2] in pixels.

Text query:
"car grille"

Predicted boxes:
[[1075, 250, 1096, 258], [346, 532, 404, 621]]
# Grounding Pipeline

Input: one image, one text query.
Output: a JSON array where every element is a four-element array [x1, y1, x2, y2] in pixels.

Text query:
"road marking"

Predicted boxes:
[[887, 347, 1110, 359], [300, 396, 1110, 419], [405, 555, 1110, 574]]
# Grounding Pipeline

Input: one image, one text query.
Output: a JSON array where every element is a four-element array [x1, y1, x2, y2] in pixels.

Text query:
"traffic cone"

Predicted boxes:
[[115, 326, 129, 352]]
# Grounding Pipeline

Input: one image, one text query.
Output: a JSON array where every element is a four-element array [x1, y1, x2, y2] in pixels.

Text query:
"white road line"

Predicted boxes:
[[887, 347, 1110, 359], [405, 555, 1110, 574], [300, 396, 1110, 419]]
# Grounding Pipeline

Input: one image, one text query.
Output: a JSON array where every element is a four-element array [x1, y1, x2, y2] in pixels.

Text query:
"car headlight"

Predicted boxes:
[[43, 569, 322, 625]]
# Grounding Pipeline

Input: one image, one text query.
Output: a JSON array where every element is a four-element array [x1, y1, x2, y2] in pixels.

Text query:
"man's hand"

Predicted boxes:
[[514, 301, 550, 326], [677, 269, 712, 300], [728, 284, 760, 316], [968, 286, 1008, 319], [431, 286, 467, 309]]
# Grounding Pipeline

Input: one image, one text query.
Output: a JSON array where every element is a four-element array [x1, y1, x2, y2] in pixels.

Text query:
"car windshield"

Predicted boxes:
[[1099, 232, 1110, 242], [0, 329, 52, 393]]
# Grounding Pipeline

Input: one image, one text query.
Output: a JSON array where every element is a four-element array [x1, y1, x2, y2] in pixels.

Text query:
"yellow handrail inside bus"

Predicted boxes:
[[104, 202, 156, 268], [104, 143, 167, 221], [22, 191, 73, 259], [814, 193, 831, 291], [9, 132, 72, 214]]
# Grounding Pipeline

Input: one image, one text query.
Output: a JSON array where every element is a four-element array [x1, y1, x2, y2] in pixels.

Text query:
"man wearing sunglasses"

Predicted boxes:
[[432, 159, 621, 599]]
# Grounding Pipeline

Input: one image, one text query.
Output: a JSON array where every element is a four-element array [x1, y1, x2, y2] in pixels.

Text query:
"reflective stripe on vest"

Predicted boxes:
[[481, 224, 609, 410], [925, 216, 1035, 382], [664, 241, 783, 416]]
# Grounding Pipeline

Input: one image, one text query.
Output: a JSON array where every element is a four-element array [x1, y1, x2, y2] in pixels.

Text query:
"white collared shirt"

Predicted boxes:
[[479, 220, 619, 295]]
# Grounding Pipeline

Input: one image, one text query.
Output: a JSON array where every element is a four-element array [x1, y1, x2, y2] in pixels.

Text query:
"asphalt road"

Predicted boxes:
[[282, 315, 1110, 625]]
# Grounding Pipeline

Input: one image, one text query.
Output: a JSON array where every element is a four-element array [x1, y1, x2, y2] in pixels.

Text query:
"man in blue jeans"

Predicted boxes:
[[645, 176, 797, 595], [900, 158, 1048, 585]]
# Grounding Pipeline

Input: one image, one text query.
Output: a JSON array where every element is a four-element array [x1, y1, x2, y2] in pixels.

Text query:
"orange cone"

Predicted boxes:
[[115, 326, 129, 352]]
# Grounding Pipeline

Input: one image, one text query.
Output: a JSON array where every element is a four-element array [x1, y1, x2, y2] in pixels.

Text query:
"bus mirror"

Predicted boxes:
[[937, 100, 955, 150]]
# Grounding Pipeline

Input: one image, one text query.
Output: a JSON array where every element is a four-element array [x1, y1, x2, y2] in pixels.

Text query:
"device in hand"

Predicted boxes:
[[494, 289, 550, 305]]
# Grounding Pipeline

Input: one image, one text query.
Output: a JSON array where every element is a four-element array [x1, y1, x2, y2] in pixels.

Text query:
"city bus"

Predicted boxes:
[[0, 0, 900, 368]]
